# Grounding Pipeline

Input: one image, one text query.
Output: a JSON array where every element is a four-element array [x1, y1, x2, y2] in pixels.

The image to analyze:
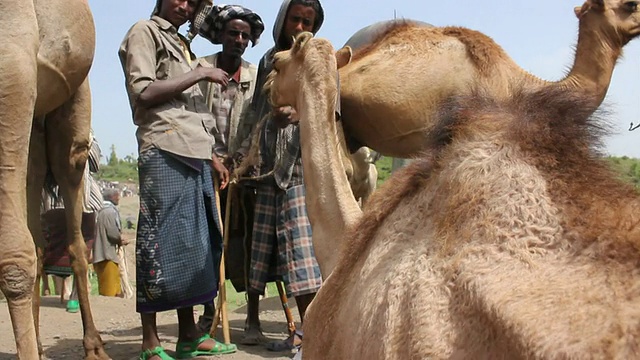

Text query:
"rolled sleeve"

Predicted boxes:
[[118, 23, 157, 104]]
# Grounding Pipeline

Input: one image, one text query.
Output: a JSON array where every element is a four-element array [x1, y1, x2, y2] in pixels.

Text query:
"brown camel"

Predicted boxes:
[[269, 31, 640, 360], [1, 0, 108, 359], [339, 0, 640, 157]]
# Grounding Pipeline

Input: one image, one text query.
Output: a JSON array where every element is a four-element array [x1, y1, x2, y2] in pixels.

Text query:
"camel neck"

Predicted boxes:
[[562, 18, 621, 104], [296, 66, 363, 277]]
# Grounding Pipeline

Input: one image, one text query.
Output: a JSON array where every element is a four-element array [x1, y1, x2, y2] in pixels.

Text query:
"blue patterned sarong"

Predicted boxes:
[[136, 148, 223, 313]]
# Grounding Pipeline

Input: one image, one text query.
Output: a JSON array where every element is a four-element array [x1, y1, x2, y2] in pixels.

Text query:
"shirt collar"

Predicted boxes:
[[205, 52, 245, 83], [230, 65, 242, 83], [151, 15, 177, 33]]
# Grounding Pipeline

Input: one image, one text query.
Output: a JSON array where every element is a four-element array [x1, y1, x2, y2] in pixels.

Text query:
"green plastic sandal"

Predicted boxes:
[[175, 334, 237, 358], [66, 300, 79, 313], [139, 346, 174, 360]]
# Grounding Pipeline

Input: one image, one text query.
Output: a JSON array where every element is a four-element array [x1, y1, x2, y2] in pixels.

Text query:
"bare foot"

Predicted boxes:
[[241, 325, 266, 345]]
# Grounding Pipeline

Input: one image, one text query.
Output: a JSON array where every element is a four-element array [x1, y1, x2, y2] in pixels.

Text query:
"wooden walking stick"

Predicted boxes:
[[211, 178, 234, 345], [276, 280, 297, 335]]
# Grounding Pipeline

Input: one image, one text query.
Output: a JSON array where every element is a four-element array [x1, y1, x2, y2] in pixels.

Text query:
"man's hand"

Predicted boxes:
[[272, 106, 299, 128], [198, 67, 229, 86], [212, 156, 230, 189], [120, 237, 130, 246], [223, 155, 236, 175]]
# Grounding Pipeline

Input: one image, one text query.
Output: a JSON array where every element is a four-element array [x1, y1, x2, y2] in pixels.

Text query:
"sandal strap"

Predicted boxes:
[[175, 334, 210, 353], [139, 346, 174, 360], [175, 334, 237, 358]]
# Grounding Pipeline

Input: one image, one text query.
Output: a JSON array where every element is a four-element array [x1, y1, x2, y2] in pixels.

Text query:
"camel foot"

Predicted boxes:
[[84, 335, 111, 360], [84, 348, 111, 360]]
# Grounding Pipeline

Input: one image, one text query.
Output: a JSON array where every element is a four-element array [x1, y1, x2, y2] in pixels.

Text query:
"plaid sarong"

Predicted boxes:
[[42, 210, 96, 277], [199, 5, 264, 47], [248, 183, 322, 297], [136, 149, 223, 313]]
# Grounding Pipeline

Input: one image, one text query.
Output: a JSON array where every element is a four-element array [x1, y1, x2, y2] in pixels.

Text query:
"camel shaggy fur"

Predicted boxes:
[[0, 0, 108, 359], [338, 0, 640, 157], [269, 30, 640, 359]]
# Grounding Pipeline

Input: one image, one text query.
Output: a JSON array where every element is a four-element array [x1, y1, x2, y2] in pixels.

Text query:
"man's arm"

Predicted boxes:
[[138, 66, 229, 108], [119, 23, 230, 109], [102, 211, 125, 246]]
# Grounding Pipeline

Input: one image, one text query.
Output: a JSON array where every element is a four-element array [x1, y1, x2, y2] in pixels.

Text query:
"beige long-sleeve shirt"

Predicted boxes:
[[119, 16, 215, 160]]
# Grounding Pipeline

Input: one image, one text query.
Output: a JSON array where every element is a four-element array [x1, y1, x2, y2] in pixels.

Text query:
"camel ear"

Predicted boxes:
[[291, 32, 314, 57], [575, 0, 604, 18], [335, 46, 353, 69]]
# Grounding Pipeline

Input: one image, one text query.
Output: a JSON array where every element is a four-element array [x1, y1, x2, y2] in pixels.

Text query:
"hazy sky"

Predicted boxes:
[[88, 0, 640, 160]]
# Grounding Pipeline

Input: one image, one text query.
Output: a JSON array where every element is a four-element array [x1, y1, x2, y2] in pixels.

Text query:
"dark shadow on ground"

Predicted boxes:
[[44, 338, 140, 360], [37, 296, 69, 310], [0, 352, 15, 360]]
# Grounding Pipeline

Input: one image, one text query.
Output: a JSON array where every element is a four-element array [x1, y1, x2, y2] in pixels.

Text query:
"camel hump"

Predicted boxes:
[[344, 19, 433, 52]]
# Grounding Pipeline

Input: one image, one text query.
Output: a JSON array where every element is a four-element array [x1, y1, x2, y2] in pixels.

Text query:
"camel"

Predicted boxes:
[[338, 0, 640, 157], [1, 0, 108, 359], [269, 30, 640, 360], [347, 147, 378, 207], [336, 119, 379, 207]]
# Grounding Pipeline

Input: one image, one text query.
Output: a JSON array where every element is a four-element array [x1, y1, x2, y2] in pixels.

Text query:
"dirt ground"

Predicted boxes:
[[0, 196, 300, 360], [0, 295, 300, 359]]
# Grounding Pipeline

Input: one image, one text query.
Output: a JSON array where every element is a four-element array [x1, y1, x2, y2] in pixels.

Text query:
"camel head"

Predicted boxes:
[[266, 31, 339, 110], [575, 0, 640, 44]]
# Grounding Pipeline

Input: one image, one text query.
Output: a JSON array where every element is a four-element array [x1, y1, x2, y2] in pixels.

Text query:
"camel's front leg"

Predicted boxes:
[[0, 1, 40, 359], [45, 78, 110, 360]]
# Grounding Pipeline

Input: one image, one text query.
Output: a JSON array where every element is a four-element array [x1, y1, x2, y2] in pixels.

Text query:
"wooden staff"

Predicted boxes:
[[211, 177, 233, 345], [276, 280, 297, 335]]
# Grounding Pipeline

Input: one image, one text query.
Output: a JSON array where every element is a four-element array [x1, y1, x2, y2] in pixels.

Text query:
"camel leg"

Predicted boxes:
[[45, 78, 109, 360], [26, 117, 49, 357], [0, 1, 40, 359]]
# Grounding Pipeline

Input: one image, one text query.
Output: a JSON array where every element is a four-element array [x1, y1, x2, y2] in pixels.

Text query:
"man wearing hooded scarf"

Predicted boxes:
[[239, 0, 325, 352], [194, 4, 264, 334], [118, 0, 236, 358]]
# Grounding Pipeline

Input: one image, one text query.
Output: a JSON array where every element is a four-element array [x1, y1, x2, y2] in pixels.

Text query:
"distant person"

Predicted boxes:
[[92, 188, 126, 297]]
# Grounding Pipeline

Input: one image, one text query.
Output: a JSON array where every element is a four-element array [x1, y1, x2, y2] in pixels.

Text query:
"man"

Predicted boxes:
[[92, 188, 126, 297], [195, 4, 264, 333], [118, 0, 235, 358], [241, 0, 325, 351]]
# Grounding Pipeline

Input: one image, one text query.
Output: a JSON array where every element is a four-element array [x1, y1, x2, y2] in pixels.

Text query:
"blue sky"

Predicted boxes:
[[88, 0, 640, 160]]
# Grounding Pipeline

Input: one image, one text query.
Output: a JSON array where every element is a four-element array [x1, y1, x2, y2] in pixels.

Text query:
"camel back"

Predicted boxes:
[[345, 19, 433, 58]]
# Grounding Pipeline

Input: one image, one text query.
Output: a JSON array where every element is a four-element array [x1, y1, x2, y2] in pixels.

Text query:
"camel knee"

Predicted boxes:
[[0, 264, 36, 301], [70, 141, 90, 172]]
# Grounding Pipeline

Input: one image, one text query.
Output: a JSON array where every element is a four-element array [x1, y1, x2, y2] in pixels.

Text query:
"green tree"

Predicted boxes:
[[108, 144, 118, 166], [96, 146, 138, 183]]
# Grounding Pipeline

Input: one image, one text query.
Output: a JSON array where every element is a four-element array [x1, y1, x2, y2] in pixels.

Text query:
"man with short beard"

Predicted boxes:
[[195, 4, 264, 334]]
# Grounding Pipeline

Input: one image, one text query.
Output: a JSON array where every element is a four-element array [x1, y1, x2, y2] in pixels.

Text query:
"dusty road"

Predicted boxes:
[[0, 294, 299, 359], [0, 196, 300, 359]]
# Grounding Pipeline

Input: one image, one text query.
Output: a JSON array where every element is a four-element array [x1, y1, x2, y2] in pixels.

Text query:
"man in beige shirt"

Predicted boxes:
[[118, 0, 236, 358]]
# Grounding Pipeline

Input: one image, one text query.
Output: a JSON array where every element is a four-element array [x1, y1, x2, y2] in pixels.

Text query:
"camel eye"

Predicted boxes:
[[625, 1, 638, 11]]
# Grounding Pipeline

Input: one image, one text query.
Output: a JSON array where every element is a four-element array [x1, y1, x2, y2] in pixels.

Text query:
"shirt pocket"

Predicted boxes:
[[156, 41, 183, 80]]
